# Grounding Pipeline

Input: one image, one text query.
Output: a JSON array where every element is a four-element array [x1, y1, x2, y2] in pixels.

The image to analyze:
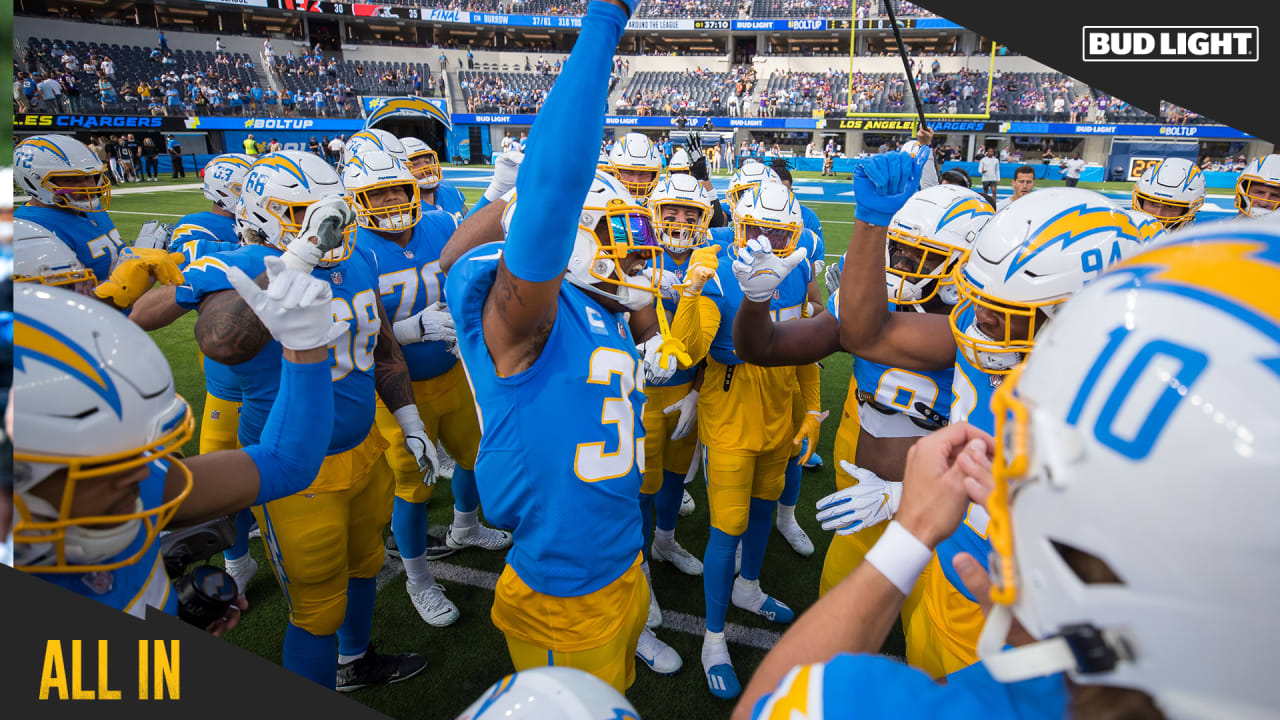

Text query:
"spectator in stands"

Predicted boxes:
[[149, 100, 164, 117], [281, 89, 294, 114], [1062, 151, 1085, 187], [216, 38, 225, 56], [251, 83, 265, 113], [413, 71, 423, 97], [101, 57, 115, 80], [168, 136, 186, 179], [997, 165, 1036, 210], [978, 146, 1000, 205], [312, 88, 326, 117], [14, 73, 28, 113], [159, 31, 168, 54], [165, 84, 181, 116]]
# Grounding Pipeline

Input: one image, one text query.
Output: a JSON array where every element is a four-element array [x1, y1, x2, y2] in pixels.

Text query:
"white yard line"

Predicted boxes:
[[376, 554, 784, 651]]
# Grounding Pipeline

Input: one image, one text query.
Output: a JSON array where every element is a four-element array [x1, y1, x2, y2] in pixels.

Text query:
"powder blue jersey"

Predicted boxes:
[[174, 243, 380, 454], [173, 237, 243, 402], [448, 243, 646, 597], [358, 210, 459, 382], [34, 461, 179, 619], [423, 181, 467, 224], [751, 652, 1067, 720], [15, 204, 124, 282], [167, 211, 239, 251]]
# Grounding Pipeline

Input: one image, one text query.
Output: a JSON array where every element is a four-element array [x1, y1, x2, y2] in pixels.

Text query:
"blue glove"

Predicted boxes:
[[853, 151, 931, 227]]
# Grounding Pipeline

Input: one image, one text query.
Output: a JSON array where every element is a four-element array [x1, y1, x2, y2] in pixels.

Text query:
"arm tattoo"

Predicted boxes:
[[195, 274, 272, 365], [373, 297, 415, 410], [486, 261, 553, 371]]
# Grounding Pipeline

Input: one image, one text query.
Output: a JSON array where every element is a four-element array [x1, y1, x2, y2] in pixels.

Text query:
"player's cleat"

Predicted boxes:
[[679, 488, 696, 517], [731, 577, 795, 624], [776, 515, 815, 557], [406, 579, 460, 627], [336, 643, 428, 692], [446, 523, 513, 552], [803, 452, 823, 470], [424, 530, 457, 561], [651, 538, 704, 576], [226, 556, 258, 600], [701, 631, 741, 699], [247, 520, 262, 540], [384, 533, 403, 560], [636, 629, 682, 675]]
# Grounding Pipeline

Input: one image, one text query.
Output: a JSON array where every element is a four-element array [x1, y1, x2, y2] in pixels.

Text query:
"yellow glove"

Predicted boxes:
[[792, 409, 830, 465], [94, 248, 186, 309], [679, 245, 721, 297]]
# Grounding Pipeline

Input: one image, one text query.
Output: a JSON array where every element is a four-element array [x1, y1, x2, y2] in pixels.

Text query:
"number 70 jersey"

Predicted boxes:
[[447, 243, 647, 598]]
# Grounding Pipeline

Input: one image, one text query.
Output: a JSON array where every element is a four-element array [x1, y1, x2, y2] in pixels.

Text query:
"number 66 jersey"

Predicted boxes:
[[447, 242, 647, 598]]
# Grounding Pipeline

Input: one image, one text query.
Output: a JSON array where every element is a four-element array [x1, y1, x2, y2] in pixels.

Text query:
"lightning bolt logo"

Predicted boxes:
[[251, 154, 310, 189], [15, 315, 123, 419], [1007, 203, 1161, 281], [18, 138, 70, 164], [937, 197, 994, 231]]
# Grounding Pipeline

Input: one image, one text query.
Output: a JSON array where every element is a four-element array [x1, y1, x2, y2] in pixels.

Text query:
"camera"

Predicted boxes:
[[161, 515, 241, 630]]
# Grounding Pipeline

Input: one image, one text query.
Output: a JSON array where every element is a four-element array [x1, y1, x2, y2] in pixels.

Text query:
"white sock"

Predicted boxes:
[[734, 576, 763, 607], [642, 561, 652, 581], [403, 553, 435, 586], [453, 509, 478, 531], [702, 629, 730, 667], [225, 553, 251, 573], [654, 528, 676, 545], [777, 503, 796, 525], [338, 648, 367, 664]]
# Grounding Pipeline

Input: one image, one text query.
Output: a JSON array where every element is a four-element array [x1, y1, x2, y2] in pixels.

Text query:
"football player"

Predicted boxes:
[[457, 667, 639, 719], [13, 249, 344, 630], [822, 151, 1162, 678], [443, 0, 682, 691], [641, 174, 715, 606], [1235, 154, 1280, 219], [14, 135, 124, 283], [344, 150, 511, 629], [669, 180, 820, 699], [1131, 157, 1206, 230], [400, 135, 468, 222], [168, 153, 254, 251], [14, 217, 97, 293], [733, 183, 993, 598], [610, 132, 664, 203], [175, 151, 435, 691], [738, 219, 1280, 720]]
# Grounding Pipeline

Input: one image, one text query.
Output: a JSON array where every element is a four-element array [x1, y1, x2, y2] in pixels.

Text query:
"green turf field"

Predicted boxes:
[[104, 182, 866, 719]]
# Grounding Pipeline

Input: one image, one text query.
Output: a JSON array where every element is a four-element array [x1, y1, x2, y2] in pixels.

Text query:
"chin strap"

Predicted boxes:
[[979, 604, 1127, 682]]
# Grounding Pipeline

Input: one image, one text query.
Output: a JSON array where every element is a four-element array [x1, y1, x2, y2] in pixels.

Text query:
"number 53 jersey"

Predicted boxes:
[[174, 243, 381, 468], [447, 242, 646, 597]]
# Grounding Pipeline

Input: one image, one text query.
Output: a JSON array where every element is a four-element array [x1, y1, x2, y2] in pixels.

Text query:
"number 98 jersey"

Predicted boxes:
[[447, 243, 647, 598], [174, 243, 381, 458]]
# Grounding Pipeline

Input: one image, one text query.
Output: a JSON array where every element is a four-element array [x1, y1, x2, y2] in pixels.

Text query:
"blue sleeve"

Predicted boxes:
[[242, 358, 334, 505], [464, 194, 490, 220], [502, 1, 628, 282]]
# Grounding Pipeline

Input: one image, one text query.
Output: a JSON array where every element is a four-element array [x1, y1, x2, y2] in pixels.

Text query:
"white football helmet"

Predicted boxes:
[[597, 149, 613, 174], [649, 172, 713, 252], [1235, 154, 1280, 218], [501, 171, 662, 311], [399, 136, 441, 191], [885, 184, 993, 308], [202, 153, 254, 213], [727, 160, 781, 210], [342, 150, 421, 233], [13, 283, 194, 574], [609, 132, 663, 199], [667, 147, 692, 174], [14, 135, 111, 212], [733, 180, 803, 257], [13, 218, 96, 292], [949, 187, 1164, 373], [1131, 157, 1206, 230], [343, 129, 409, 169], [455, 667, 640, 720], [979, 219, 1280, 719], [237, 151, 354, 266]]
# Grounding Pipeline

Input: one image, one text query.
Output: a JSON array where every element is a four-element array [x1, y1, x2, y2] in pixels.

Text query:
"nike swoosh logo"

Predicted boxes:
[[877, 494, 889, 512]]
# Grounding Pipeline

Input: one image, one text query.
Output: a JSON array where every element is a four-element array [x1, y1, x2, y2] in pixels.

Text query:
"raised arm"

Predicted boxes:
[[481, 0, 632, 376], [733, 303, 841, 366], [440, 198, 506, 273], [838, 154, 956, 372]]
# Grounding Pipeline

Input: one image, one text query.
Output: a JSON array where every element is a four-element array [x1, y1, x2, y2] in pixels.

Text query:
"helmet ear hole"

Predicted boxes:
[[1052, 541, 1125, 586]]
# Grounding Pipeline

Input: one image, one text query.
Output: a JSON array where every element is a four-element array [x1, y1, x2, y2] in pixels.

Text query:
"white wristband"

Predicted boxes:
[[864, 521, 933, 596], [392, 316, 421, 346], [392, 405, 426, 436]]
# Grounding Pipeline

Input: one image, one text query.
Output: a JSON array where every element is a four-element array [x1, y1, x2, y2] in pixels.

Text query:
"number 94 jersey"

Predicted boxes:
[[447, 243, 646, 598]]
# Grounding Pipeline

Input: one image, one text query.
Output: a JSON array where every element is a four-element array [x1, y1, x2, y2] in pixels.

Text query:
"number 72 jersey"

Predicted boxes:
[[447, 243, 647, 598]]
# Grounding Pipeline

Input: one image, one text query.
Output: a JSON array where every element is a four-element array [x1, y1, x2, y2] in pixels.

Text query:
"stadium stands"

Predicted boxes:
[[752, 0, 851, 20], [638, 0, 738, 19], [614, 67, 755, 116], [458, 70, 556, 113]]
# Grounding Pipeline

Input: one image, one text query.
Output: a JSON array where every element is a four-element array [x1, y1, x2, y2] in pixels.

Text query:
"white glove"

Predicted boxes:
[[281, 196, 356, 274], [731, 237, 809, 303], [484, 150, 523, 203], [224, 255, 347, 351], [637, 334, 677, 384], [393, 301, 457, 351], [662, 389, 699, 440], [393, 405, 439, 485], [814, 461, 902, 535], [639, 267, 681, 302], [824, 260, 842, 296], [134, 220, 173, 250]]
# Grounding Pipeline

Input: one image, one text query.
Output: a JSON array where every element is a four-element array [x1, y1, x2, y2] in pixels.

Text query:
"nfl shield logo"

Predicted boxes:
[[404, 249, 415, 259], [772, 289, 781, 300], [330, 271, 343, 286], [210, 410, 220, 420], [82, 571, 115, 595]]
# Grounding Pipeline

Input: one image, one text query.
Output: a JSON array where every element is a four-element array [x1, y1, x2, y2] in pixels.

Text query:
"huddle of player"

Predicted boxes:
[[11, 1, 1280, 716]]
